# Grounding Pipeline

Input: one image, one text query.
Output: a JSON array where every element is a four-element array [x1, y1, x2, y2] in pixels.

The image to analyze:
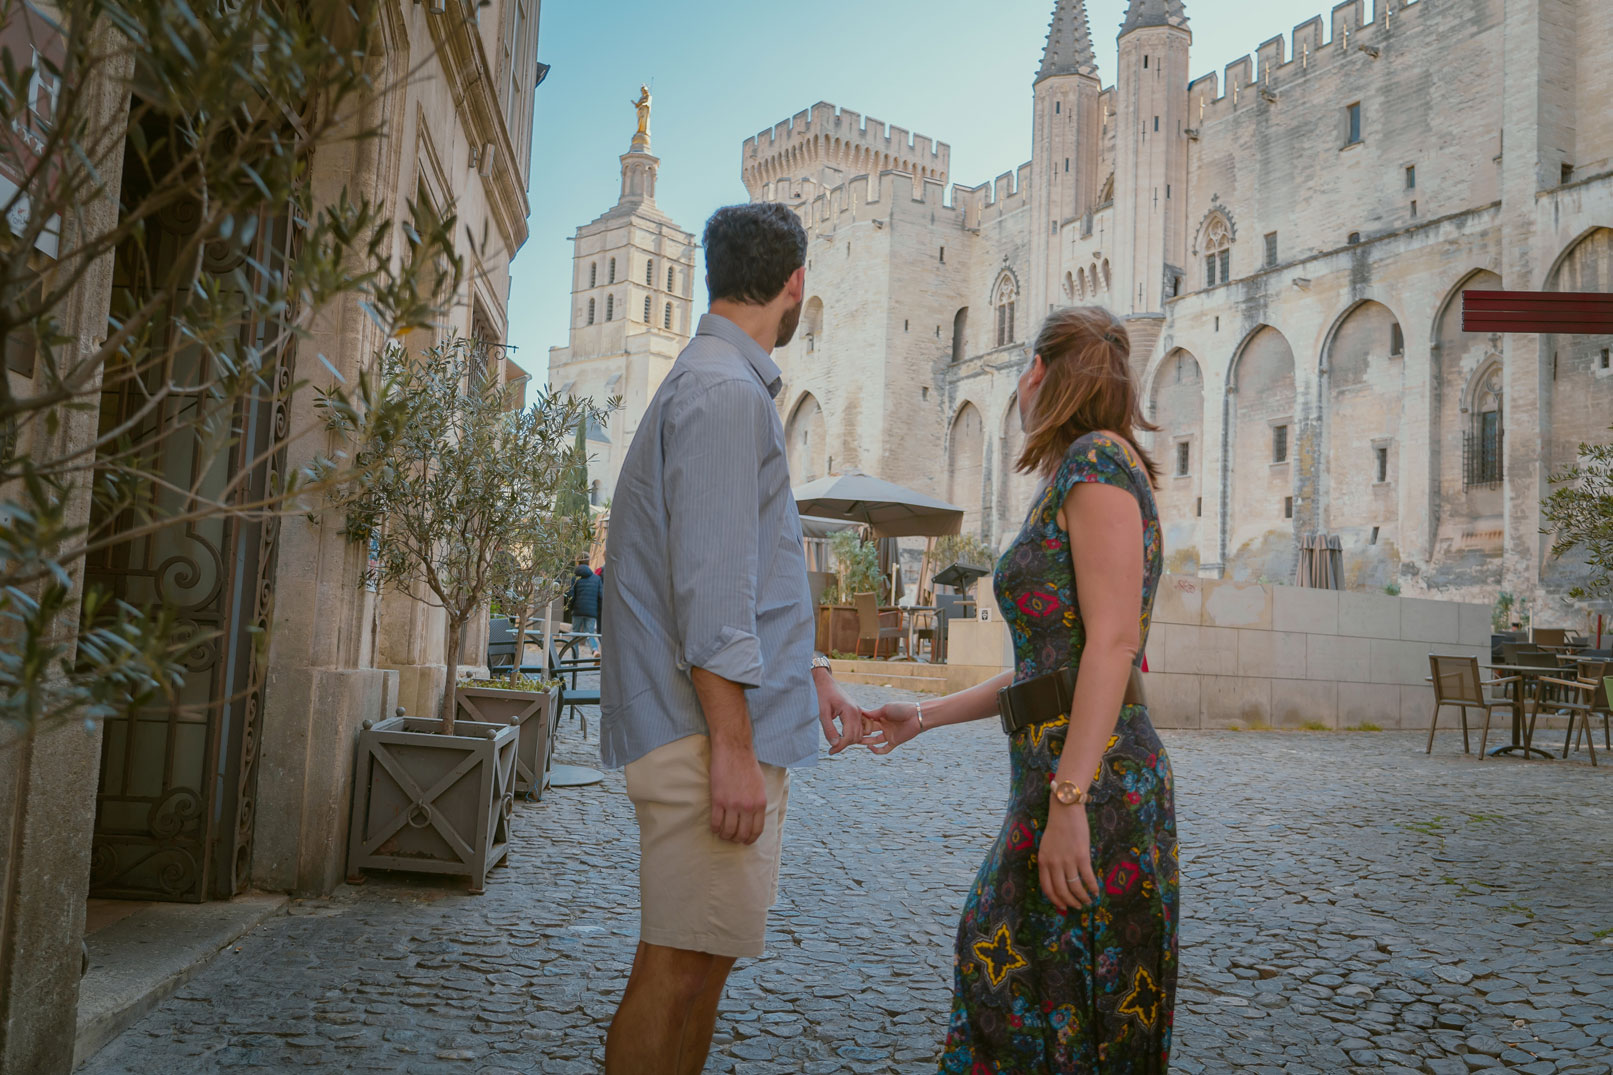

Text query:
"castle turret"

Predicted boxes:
[[1111, 0, 1190, 359], [547, 88, 696, 504], [1030, 0, 1104, 324]]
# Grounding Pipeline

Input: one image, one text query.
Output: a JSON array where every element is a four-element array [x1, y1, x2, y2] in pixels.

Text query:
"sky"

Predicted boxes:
[[507, 0, 1354, 385]]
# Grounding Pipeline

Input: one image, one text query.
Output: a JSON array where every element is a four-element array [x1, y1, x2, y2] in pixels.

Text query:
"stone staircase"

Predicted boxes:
[[827, 659, 949, 694]]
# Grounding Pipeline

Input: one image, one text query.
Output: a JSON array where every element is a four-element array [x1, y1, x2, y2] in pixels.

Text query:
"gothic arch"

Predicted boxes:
[[1430, 268, 1504, 347], [1320, 299, 1405, 374], [1192, 203, 1238, 255], [948, 402, 986, 536], [802, 296, 824, 352], [1097, 173, 1114, 205], [991, 270, 1020, 348], [1149, 348, 1205, 571], [1225, 326, 1298, 582], [785, 393, 828, 483]]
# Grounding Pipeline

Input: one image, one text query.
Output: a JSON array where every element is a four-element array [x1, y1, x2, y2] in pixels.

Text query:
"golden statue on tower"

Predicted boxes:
[[631, 84, 652, 147]]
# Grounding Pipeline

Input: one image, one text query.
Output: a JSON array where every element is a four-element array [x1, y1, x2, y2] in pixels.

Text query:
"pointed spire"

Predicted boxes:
[[1119, 0, 1188, 37], [1037, 0, 1098, 82]]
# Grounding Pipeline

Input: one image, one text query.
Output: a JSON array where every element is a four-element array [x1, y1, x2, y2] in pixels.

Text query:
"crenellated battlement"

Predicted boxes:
[[741, 101, 951, 199], [780, 170, 967, 241], [1185, 0, 1424, 129]]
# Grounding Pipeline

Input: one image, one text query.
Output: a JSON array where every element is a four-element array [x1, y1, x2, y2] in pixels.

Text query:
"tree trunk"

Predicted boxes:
[[440, 616, 464, 735], [509, 609, 530, 686]]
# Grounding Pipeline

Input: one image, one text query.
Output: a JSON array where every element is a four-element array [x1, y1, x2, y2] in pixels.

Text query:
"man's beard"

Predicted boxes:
[[775, 300, 804, 348]]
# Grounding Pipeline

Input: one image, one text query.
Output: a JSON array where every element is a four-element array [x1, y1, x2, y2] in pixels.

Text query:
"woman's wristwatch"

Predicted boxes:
[[1051, 780, 1089, 806]]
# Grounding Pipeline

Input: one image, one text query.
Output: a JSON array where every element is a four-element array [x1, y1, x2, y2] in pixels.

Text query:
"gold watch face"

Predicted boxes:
[[1053, 781, 1084, 805]]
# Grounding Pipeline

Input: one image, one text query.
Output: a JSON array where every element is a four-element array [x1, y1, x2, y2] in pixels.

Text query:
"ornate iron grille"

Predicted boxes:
[[1463, 428, 1504, 488]]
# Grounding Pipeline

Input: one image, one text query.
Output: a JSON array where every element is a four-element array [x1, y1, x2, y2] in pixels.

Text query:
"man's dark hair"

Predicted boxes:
[[703, 203, 808, 305]]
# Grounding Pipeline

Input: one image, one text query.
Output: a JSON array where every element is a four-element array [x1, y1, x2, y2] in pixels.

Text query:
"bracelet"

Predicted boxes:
[[915, 700, 925, 733]]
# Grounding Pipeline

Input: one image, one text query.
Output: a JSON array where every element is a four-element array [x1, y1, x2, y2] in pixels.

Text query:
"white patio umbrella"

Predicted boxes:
[[792, 470, 965, 539]]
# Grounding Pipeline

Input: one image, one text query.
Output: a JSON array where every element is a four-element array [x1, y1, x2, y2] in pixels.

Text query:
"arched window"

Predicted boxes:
[[1102, 259, 1111, 292], [1063, 272, 1075, 302], [644, 295, 652, 322], [587, 297, 596, 325], [646, 259, 655, 286], [667, 266, 676, 292], [802, 297, 824, 353], [1466, 362, 1504, 487], [1077, 268, 1088, 299], [952, 307, 969, 363], [664, 302, 673, 329], [589, 262, 597, 288], [605, 294, 614, 322], [608, 257, 617, 284], [1199, 211, 1233, 287], [992, 274, 1018, 348]]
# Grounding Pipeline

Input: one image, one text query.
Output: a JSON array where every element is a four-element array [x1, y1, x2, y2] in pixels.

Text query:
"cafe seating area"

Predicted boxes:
[[1429, 626, 1611, 765]]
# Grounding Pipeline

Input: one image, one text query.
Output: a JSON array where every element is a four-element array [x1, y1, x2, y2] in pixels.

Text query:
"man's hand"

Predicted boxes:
[[860, 701, 922, 755], [813, 667, 864, 754], [709, 741, 767, 845]]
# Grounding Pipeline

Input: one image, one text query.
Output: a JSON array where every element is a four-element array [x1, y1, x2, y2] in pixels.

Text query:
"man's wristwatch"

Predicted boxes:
[[1051, 780, 1089, 806], [810, 655, 832, 673]]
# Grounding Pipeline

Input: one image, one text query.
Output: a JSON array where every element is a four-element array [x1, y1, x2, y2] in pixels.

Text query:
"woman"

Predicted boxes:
[[864, 307, 1177, 1073]]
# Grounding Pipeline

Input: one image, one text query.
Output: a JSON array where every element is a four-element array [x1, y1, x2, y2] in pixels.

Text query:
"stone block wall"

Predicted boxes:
[[1142, 575, 1489, 730]]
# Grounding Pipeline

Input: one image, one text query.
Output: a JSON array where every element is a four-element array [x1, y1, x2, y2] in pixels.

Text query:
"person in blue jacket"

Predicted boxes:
[[569, 562, 602, 652]]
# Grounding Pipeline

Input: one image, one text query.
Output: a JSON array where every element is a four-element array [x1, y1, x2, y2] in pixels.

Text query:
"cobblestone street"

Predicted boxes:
[[82, 685, 1613, 1075]]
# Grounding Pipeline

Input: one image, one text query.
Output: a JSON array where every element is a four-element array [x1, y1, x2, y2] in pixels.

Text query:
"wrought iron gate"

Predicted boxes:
[[86, 183, 295, 902]]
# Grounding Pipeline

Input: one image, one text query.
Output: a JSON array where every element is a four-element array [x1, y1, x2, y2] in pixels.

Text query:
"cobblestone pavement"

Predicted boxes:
[[83, 684, 1613, 1074]]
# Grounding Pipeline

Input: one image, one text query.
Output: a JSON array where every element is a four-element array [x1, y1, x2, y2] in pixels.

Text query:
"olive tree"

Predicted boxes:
[[0, 0, 466, 741], [324, 337, 603, 733], [1544, 424, 1613, 603]]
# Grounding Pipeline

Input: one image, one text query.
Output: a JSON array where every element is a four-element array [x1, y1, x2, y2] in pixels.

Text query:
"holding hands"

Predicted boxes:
[[859, 701, 922, 755]]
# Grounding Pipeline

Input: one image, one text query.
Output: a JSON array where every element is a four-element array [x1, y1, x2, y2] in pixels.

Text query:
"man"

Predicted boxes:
[[568, 562, 601, 653], [599, 203, 864, 1075]]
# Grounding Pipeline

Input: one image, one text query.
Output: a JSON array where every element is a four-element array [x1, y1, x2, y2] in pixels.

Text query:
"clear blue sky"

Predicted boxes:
[[508, 0, 1354, 384]]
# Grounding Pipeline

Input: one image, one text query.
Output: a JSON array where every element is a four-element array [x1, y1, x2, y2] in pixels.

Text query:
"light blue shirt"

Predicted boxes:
[[599, 314, 819, 770]]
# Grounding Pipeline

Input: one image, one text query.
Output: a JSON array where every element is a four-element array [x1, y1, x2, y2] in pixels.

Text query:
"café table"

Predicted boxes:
[[1480, 663, 1561, 758], [902, 606, 939, 661]]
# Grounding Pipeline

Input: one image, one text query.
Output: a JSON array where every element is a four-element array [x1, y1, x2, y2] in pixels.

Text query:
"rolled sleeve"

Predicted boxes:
[[663, 379, 770, 689]]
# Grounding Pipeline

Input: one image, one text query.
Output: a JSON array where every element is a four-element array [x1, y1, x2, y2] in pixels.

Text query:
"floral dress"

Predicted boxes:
[[938, 432, 1178, 1075]]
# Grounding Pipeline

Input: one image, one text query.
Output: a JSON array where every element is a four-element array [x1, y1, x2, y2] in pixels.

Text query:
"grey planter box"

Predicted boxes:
[[456, 685, 560, 799], [346, 713, 518, 894]]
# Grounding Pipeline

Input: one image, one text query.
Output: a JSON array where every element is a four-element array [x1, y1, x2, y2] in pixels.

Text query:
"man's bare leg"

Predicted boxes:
[[675, 953, 738, 1075], [605, 942, 732, 1075]]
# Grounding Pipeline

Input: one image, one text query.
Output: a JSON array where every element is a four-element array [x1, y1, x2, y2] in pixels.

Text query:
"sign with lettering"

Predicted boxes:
[[1, 3, 65, 257]]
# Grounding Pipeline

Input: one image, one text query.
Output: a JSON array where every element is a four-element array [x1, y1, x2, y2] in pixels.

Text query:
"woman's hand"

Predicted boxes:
[[860, 702, 922, 755], [1038, 800, 1101, 912]]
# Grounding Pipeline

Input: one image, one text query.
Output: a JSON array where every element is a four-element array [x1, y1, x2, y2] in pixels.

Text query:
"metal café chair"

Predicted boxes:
[[1537, 661, 1610, 765], [1426, 654, 1520, 757], [548, 640, 601, 737]]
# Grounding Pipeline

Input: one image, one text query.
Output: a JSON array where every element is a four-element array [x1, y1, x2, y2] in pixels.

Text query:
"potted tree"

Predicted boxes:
[[458, 404, 596, 798], [325, 337, 598, 892]]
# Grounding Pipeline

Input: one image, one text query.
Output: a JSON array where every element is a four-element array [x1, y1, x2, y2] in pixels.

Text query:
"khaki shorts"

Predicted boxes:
[[624, 734, 791, 959]]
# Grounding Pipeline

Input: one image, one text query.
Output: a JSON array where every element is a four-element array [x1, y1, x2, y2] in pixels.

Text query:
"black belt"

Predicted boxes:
[[997, 665, 1147, 736]]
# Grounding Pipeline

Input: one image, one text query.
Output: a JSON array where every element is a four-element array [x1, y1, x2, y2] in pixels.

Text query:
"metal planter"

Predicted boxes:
[[346, 713, 518, 895], [455, 685, 560, 799]]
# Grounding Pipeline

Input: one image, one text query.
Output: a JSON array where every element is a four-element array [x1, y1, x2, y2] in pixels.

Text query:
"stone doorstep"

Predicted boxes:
[[73, 893, 288, 1069], [826, 659, 1003, 695]]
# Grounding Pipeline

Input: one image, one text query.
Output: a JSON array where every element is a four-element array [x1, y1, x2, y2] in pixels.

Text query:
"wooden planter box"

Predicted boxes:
[[456, 685, 560, 799], [347, 713, 519, 894]]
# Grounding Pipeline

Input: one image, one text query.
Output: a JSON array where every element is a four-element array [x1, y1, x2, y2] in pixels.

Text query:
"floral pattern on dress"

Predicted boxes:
[[938, 432, 1178, 1075]]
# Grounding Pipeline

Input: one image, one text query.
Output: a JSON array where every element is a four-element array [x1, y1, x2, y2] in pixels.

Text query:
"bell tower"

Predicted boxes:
[[1030, 0, 1103, 323], [547, 87, 696, 504], [1112, 0, 1190, 360]]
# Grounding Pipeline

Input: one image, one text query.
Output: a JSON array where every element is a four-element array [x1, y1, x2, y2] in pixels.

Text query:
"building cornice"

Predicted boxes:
[[421, 2, 531, 254]]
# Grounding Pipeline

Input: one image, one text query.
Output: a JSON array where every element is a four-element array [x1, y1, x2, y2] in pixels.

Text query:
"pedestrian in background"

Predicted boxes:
[[569, 562, 602, 653]]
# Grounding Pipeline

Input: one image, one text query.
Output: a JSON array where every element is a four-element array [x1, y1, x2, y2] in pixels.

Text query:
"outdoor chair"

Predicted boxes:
[[1535, 662, 1607, 767], [1425, 654, 1520, 757], [1530, 627, 1571, 648], [1500, 642, 1553, 666], [487, 616, 517, 673], [548, 642, 601, 737], [853, 592, 905, 659]]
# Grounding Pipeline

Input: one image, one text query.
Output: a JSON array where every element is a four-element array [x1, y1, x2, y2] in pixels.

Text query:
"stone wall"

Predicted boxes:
[[1141, 576, 1490, 731]]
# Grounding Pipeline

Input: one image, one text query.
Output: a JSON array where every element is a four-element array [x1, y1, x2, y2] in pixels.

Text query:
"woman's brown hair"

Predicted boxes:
[[1015, 306, 1161, 486]]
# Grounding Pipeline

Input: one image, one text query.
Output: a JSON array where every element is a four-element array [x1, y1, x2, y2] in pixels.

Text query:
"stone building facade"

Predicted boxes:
[[0, 4, 545, 1071], [747, 0, 1612, 615]]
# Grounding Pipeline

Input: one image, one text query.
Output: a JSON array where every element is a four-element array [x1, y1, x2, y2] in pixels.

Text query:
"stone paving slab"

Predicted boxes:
[[80, 685, 1613, 1074]]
